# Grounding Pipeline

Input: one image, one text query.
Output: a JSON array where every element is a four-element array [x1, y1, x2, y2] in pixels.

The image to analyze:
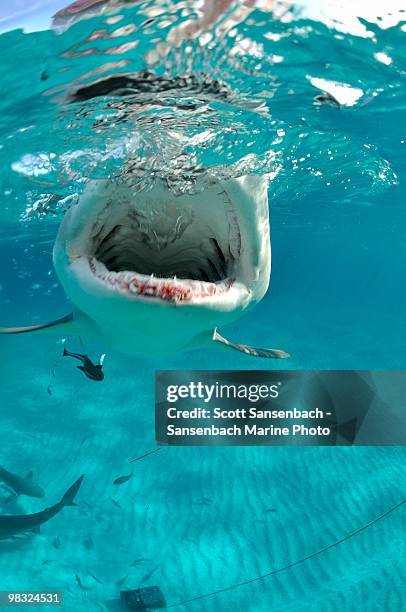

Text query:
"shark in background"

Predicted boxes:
[[0, 475, 83, 539], [0, 466, 45, 501]]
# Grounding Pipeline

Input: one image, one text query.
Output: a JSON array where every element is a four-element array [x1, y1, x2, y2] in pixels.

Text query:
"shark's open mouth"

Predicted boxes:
[[88, 256, 234, 303], [77, 182, 241, 304]]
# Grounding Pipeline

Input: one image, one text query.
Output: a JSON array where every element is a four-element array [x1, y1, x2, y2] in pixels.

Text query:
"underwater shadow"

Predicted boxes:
[[0, 537, 33, 553]]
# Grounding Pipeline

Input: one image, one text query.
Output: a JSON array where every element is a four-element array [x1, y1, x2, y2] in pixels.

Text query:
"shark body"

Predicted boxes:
[[0, 466, 45, 499], [0, 174, 288, 358], [0, 475, 83, 539]]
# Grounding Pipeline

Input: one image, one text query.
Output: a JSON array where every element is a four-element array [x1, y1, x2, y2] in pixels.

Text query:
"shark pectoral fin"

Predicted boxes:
[[77, 366, 85, 372], [0, 313, 76, 335], [30, 526, 41, 534], [213, 329, 290, 359], [1, 483, 16, 496], [4, 493, 18, 505]]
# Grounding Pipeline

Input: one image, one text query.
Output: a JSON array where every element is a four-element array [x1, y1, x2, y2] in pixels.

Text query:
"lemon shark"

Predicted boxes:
[[0, 466, 45, 499], [0, 475, 83, 539], [0, 174, 288, 358]]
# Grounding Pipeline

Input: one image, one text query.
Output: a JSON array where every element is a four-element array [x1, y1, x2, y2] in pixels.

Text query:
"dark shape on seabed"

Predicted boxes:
[[83, 534, 94, 549], [113, 472, 134, 486], [120, 586, 167, 610], [0, 476, 84, 539], [63, 348, 104, 381], [314, 91, 341, 107]]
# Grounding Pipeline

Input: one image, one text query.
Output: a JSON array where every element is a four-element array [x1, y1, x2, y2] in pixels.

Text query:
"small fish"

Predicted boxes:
[[113, 472, 133, 486], [109, 497, 121, 509], [130, 558, 149, 566], [141, 567, 158, 584], [63, 348, 104, 381], [75, 573, 86, 592], [89, 573, 103, 584], [42, 559, 57, 566], [0, 466, 45, 499], [53, 535, 62, 549], [83, 535, 93, 549], [194, 498, 212, 506], [116, 574, 129, 588], [79, 502, 92, 516]]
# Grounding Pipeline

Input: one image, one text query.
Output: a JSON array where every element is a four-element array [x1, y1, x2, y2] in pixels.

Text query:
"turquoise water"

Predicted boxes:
[[0, 1, 405, 610]]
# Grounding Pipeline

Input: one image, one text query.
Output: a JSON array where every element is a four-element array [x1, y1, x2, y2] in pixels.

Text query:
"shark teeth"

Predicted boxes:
[[128, 281, 140, 295], [88, 257, 233, 303]]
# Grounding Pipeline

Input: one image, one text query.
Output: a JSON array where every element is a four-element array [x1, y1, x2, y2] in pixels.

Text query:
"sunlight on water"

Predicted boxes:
[[0, 0, 402, 222]]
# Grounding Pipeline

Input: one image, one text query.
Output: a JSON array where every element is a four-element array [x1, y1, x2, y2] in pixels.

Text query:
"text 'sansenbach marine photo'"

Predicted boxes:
[[0, 1, 404, 611]]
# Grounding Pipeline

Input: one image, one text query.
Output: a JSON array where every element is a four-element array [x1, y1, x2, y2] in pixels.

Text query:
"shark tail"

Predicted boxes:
[[61, 475, 84, 507]]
